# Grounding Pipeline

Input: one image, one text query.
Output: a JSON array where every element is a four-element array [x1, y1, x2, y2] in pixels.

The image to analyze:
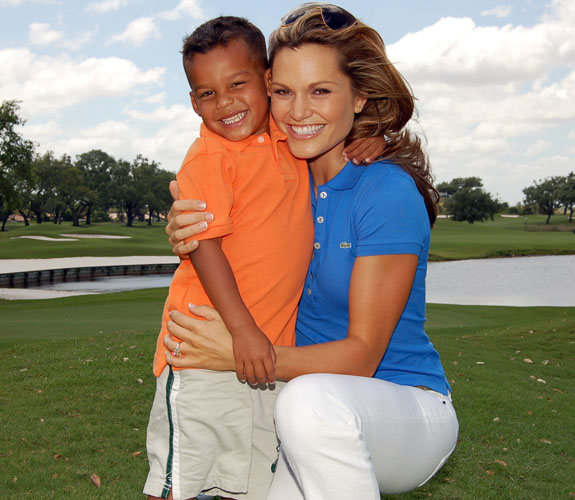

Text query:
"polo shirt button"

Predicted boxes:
[[316, 216, 324, 223], [319, 191, 327, 199], [257, 136, 265, 143], [307, 288, 312, 295], [313, 242, 321, 249]]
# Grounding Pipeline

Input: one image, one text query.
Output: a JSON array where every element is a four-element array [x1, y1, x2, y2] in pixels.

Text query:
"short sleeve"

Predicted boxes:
[[354, 165, 429, 257], [176, 142, 235, 241]]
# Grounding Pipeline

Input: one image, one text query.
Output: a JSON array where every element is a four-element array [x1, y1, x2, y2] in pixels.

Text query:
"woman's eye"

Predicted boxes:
[[272, 88, 290, 96], [313, 88, 331, 95]]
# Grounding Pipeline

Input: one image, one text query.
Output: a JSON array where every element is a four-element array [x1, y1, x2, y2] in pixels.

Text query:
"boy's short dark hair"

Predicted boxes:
[[182, 16, 268, 70]]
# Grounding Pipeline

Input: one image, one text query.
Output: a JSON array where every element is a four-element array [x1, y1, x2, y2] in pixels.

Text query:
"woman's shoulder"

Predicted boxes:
[[358, 160, 420, 198]]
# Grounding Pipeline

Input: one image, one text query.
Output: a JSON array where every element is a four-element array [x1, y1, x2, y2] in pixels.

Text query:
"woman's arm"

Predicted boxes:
[[166, 180, 213, 257], [275, 253, 417, 379], [165, 253, 417, 380]]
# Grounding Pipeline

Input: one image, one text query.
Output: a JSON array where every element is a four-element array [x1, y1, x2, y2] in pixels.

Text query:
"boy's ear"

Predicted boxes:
[[265, 69, 272, 97], [189, 91, 201, 116]]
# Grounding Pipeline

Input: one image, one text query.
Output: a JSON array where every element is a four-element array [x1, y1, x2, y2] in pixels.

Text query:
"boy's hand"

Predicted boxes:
[[343, 136, 386, 165], [232, 326, 277, 385]]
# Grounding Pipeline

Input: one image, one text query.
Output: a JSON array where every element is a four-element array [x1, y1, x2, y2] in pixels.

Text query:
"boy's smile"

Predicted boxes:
[[185, 39, 270, 141]]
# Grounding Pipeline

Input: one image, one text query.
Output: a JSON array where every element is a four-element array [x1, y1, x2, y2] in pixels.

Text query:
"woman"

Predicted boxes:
[[164, 4, 458, 499]]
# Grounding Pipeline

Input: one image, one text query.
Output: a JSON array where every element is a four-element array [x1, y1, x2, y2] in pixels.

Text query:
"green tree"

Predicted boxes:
[[0, 100, 35, 231], [437, 177, 500, 224], [110, 159, 143, 227], [75, 150, 116, 225], [558, 172, 575, 223], [523, 176, 563, 224], [132, 156, 175, 225]]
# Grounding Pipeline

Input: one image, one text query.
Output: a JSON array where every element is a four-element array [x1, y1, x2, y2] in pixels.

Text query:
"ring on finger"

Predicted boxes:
[[172, 342, 182, 357]]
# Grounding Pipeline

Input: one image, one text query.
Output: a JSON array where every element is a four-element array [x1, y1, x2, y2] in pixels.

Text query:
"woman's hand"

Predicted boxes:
[[164, 304, 236, 372], [166, 180, 213, 258], [343, 136, 386, 165]]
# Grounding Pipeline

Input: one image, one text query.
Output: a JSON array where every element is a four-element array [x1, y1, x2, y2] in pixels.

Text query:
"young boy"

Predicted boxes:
[[144, 17, 314, 500]]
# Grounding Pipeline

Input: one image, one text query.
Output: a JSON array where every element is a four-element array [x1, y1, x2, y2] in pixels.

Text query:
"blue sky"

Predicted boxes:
[[1, 0, 573, 204]]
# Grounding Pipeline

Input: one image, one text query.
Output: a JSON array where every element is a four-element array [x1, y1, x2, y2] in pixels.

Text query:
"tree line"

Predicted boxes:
[[438, 173, 574, 224], [2, 99, 574, 229], [1, 100, 175, 231]]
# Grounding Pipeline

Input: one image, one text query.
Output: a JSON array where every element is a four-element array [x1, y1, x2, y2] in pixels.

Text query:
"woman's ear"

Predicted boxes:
[[354, 97, 367, 114], [265, 69, 272, 97]]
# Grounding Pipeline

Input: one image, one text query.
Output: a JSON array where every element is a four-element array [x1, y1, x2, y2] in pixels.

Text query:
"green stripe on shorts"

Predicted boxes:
[[161, 367, 175, 499]]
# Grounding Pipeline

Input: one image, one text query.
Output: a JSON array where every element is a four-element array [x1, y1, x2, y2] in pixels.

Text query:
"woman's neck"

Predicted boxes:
[[308, 144, 348, 192]]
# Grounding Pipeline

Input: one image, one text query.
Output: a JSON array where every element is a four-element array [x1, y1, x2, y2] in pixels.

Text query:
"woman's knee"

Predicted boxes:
[[274, 374, 359, 451]]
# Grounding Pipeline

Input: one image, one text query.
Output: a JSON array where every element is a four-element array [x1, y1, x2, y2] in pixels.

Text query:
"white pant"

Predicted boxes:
[[267, 374, 458, 500]]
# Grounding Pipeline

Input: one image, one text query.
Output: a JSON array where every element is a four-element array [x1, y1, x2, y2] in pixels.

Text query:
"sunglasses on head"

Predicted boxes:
[[281, 2, 357, 31]]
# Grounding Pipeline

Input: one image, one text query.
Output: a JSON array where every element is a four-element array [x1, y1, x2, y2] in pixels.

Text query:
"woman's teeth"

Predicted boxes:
[[291, 124, 324, 136], [222, 111, 247, 125]]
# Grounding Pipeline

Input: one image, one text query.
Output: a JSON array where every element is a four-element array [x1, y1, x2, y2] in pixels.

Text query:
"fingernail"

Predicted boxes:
[[198, 202, 206, 210], [199, 221, 208, 229], [205, 213, 214, 221], [188, 303, 196, 309], [353, 159, 359, 165]]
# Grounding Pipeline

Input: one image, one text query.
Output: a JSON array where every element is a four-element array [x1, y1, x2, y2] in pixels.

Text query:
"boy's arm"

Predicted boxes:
[[189, 238, 276, 385]]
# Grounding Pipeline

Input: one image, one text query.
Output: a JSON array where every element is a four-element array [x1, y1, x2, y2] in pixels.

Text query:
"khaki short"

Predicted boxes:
[[144, 367, 284, 500]]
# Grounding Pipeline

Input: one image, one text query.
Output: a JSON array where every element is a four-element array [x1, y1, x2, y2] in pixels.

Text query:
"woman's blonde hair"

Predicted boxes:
[[269, 7, 439, 225]]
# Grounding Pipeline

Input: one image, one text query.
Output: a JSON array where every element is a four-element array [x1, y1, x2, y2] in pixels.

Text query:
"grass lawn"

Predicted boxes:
[[1, 214, 574, 261], [429, 214, 575, 261], [1, 291, 574, 499], [0, 221, 172, 259]]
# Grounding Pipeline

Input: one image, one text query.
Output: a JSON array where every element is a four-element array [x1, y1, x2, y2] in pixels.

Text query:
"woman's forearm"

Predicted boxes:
[[274, 337, 377, 381]]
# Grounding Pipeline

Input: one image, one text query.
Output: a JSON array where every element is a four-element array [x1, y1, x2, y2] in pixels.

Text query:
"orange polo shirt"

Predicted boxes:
[[153, 117, 314, 375]]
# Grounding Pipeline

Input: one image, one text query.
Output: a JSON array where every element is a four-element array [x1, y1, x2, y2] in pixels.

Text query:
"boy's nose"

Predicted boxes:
[[216, 94, 233, 109]]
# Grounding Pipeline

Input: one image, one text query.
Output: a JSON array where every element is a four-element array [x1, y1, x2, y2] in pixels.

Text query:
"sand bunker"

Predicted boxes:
[[60, 234, 132, 239], [12, 234, 132, 241], [12, 235, 77, 241]]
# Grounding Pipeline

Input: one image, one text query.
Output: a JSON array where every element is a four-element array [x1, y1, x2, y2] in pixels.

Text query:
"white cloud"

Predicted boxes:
[[27, 107, 202, 171], [525, 140, 552, 156], [0, 0, 60, 5], [28, 22, 95, 50], [0, 48, 165, 115], [159, 0, 205, 21], [29, 22, 63, 45], [143, 92, 167, 105], [109, 17, 160, 47], [85, 0, 130, 13], [481, 5, 513, 18]]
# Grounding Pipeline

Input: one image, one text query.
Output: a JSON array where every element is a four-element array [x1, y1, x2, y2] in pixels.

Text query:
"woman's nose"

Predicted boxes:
[[290, 95, 312, 121]]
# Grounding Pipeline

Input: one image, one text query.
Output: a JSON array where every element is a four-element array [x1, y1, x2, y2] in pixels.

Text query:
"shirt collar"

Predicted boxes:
[[323, 162, 365, 191], [198, 114, 285, 153]]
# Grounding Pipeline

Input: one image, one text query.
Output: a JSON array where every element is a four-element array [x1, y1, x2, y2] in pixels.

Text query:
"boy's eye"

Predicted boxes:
[[231, 81, 246, 88], [199, 90, 214, 99]]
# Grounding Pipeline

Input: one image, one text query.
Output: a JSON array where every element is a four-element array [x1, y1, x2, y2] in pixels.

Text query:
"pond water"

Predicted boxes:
[[426, 255, 575, 307], [23, 255, 575, 307]]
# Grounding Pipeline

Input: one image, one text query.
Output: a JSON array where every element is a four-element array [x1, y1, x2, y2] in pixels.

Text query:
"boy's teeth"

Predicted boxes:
[[291, 124, 324, 136], [222, 111, 246, 125]]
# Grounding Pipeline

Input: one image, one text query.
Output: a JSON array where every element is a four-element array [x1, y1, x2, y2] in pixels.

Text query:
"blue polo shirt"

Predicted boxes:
[[295, 160, 451, 395]]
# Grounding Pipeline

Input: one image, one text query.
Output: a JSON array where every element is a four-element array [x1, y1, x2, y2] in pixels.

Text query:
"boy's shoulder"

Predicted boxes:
[[187, 135, 230, 158]]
